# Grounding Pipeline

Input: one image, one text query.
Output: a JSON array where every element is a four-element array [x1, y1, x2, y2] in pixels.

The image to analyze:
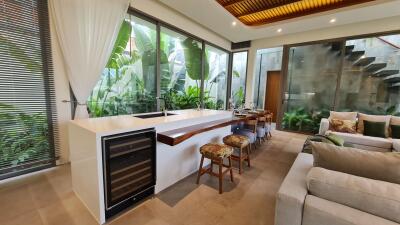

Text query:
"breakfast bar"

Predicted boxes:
[[68, 109, 236, 224]]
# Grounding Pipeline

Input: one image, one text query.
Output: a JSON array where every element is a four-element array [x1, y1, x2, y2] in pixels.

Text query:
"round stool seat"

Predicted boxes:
[[223, 134, 250, 148], [200, 143, 233, 158]]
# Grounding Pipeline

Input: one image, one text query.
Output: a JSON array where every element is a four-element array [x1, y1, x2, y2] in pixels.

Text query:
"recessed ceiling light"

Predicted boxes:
[[330, 18, 336, 23], [232, 21, 237, 26], [277, 28, 282, 33]]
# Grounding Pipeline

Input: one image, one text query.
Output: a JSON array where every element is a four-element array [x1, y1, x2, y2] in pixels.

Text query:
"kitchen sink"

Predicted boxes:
[[133, 112, 176, 119]]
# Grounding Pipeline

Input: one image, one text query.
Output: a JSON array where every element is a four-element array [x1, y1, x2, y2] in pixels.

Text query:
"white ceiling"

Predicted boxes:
[[157, 0, 400, 43]]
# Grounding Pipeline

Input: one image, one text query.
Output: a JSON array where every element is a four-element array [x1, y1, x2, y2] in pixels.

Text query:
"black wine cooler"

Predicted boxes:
[[102, 128, 156, 219]]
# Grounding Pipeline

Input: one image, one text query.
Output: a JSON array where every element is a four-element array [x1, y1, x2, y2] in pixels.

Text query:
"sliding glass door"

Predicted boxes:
[[282, 42, 343, 133]]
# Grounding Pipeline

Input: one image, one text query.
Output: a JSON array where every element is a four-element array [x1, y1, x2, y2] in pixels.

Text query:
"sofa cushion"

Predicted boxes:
[[303, 195, 398, 225], [391, 116, 400, 125], [329, 119, 357, 133], [393, 139, 400, 152], [311, 142, 400, 184], [327, 131, 392, 149], [364, 120, 387, 138], [307, 167, 400, 223], [328, 111, 358, 121], [275, 153, 313, 225], [357, 113, 391, 137]]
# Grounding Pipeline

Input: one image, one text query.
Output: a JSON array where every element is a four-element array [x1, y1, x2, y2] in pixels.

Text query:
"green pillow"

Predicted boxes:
[[363, 120, 386, 138], [392, 125, 400, 139], [326, 133, 344, 146]]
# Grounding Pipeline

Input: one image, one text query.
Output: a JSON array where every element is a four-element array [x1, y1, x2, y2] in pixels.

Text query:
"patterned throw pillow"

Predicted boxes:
[[329, 119, 357, 133]]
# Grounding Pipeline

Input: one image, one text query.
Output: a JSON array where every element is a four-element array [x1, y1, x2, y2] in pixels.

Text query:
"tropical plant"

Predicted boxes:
[[0, 103, 50, 166], [233, 86, 245, 107], [282, 107, 325, 132]]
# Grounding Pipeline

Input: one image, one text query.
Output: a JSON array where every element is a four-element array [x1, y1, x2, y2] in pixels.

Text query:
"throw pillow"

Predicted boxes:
[[390, 116, 400, 137], [357, 113, 390, 137], [302, 135, 335, 154], [310, 142, 400, 184], [391, 124, 400, 139], [363, 120, 386, 138], [326, 133, 344, 146], [328, 111, 357, 121], [329, 119, 357, 133]]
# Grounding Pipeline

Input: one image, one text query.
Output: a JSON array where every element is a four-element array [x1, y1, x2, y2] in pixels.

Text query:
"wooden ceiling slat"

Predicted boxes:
[[217, 0, 377, 26]]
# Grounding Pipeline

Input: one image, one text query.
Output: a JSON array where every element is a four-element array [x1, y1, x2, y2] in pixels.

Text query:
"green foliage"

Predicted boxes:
[[0, 35, 41, 73], [182, 38, 209, 80], [282, 107, 330, 133], [233, 70, 240, 78], [233, 86, 244, 107], [0, 103, 50, 167], [106, 20, 132, 69]]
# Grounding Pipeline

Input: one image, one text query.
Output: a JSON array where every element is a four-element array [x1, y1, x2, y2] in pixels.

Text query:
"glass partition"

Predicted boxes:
[[160, 27, 202, 110], [282, 42, 343, 133], [88, 15, 157, 117], [204, 45, 229, 110], [231, 51, 248, 108], [337, 34, 400, 115], [253, 47, 283, 109]]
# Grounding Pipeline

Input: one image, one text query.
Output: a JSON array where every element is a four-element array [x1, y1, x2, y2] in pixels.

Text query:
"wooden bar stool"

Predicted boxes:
[[196, 143, 234, 194], [223, 134, 250, 174]]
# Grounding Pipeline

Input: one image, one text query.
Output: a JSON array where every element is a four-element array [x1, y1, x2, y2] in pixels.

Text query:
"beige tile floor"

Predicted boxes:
[[0, 130, 307, 225]]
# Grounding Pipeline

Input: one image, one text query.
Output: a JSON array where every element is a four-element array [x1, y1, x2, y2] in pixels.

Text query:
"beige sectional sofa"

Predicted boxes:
[[275, 152, 400, 225], [319, 113, 400, 152]]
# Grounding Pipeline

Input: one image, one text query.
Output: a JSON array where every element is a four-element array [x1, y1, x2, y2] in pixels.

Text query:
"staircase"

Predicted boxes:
[[331, 42, 400, 88]]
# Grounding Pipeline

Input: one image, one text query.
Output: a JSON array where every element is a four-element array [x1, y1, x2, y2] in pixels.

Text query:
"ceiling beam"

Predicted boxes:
[[221, 0, 250, 8], [236, 0, 301, 17], [240, 0, 377, 26]]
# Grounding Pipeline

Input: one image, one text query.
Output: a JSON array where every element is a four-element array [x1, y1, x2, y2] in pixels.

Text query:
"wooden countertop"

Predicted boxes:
[[157, 115, 255, 146]]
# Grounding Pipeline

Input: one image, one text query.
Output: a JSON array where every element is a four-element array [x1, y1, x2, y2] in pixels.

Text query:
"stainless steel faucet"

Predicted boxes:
[[156, 97, 167, 116]]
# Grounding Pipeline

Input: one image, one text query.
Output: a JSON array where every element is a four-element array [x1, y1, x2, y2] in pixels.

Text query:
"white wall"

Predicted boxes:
[[130, 0, 231, 50], [245, 15, 400, 105]]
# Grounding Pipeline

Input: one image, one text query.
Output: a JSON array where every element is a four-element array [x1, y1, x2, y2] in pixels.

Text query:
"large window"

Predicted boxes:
[[160, 27, 202, 110], [204, 45, 229, 110], [88, 11, 232, 117], [231, 51, 248, 108], [337, 34, 400, 115], [282, 42, 342, 133], [279, 33, 400, 134], [88, 15, 157, 117], [0, 0, 58, 179]]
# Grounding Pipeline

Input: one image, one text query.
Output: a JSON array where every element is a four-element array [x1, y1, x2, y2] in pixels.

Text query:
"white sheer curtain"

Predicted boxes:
[[49, 0, 130, 119]]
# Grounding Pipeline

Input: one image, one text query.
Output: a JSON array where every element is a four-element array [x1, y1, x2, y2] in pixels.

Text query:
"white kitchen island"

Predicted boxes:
[[68, 109, 233, 224]]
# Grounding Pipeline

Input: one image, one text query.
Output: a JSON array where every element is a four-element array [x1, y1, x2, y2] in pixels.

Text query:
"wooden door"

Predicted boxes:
[[265, 71, 281, 122]]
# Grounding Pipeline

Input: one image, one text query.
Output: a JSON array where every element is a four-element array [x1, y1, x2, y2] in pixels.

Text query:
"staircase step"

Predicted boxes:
[[383, 74, 400, 82], [345, 45, 355, 55], [364, 63, 387, 72], [373, 70, 400, 77], [392, 82, 400, 87], [353, 57, 375, 66], [347, 51, 365, 61], [330, 42, 342, 51]]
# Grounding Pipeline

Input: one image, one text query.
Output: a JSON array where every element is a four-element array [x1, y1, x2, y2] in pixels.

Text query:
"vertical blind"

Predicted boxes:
[[0, 0, 58, 179]]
